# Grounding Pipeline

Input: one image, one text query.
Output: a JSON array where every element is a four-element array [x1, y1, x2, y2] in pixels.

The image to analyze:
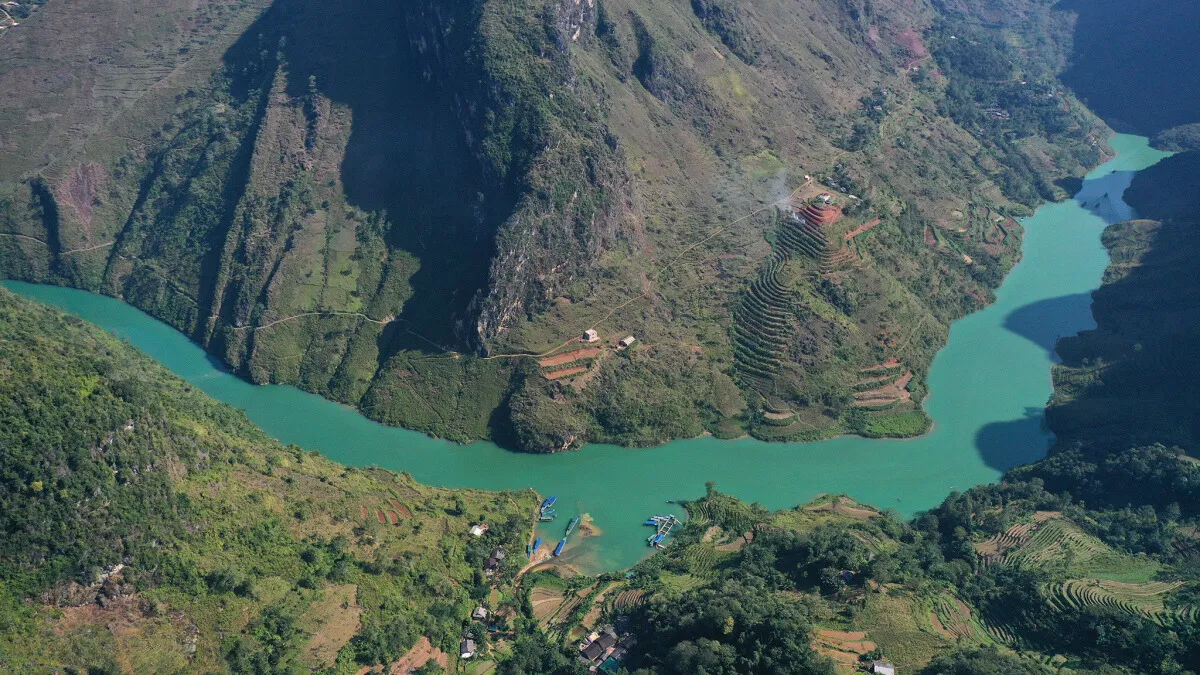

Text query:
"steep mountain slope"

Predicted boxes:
[[0, 287, 534, 672], [0, 0, 1106, 450], [1049, 151, 1200, 453], [1058, 0, 1200, 136]]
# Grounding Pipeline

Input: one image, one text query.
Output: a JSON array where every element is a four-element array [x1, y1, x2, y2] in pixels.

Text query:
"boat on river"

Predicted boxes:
[[553, 539, 566, 556], [541, 496, 557, 510], [531, 537, 542, 556], [565, 516, 579, 536]]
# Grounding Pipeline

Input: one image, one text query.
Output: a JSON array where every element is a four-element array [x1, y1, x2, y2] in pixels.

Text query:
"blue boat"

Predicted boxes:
[[532, 537, 542, 555], [541, 496, 557, 510], [644, 520, 658, 526], [553, 539, 566, 556], [651, 533, 665, 545]]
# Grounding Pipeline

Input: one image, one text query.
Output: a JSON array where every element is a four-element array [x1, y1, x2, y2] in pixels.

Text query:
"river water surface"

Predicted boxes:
[[4, 134, 1170, 572]]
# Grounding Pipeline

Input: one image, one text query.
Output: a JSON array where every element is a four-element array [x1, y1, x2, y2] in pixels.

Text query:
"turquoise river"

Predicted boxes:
[[4, 134, 1170, 573]]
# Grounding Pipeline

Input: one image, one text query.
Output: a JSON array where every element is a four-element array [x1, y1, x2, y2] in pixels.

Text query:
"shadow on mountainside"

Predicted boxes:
[[1058, 0, 1200, 136], [224, 0, 510, 352]]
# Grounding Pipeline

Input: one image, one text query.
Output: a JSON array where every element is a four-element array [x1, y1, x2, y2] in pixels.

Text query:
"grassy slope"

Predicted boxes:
[[0, 0, 1108, 451], [0, 287, 535, 673]]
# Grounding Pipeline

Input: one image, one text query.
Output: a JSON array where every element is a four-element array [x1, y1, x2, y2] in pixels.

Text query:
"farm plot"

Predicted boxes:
[[1046, 579, 1185, 622], [1006, 519, 1162, 582]]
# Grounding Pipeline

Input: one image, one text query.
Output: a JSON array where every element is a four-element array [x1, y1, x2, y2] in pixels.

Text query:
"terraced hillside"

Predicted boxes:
[[0, 0, 1107, 450]]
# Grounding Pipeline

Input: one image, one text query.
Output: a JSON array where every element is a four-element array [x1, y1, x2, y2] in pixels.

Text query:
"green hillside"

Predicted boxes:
[[3, 252, 1200, 674], [0, 288, 536, 673], [0, 0, 1108, 451]]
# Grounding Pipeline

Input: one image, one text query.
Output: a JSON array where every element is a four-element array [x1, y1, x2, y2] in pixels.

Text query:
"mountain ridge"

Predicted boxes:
[[0, 0, 1107, 450]]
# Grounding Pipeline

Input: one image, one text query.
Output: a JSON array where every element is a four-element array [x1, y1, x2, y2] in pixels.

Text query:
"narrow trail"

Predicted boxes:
[[0, 232, 115, 255], [228, 310, 392, 331], [63, 240, 115, 255]]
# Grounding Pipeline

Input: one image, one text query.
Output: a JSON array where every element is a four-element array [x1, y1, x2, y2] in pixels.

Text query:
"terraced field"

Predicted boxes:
[[731, 260, 795, 384], [530, 586, 567, 625], [1004, 519, 1161, 582], [732, 213, 839, 390], [677, 542, 733, 580], [929, 592, 987, 641], [685, 498, 755, 535], [977, 515, 1191, 631], [1045, 579, 1187, 624]]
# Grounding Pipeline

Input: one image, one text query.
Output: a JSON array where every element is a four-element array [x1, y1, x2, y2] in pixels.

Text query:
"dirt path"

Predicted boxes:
[[229, 310, 392, 331], [0, 232, 114, 255]]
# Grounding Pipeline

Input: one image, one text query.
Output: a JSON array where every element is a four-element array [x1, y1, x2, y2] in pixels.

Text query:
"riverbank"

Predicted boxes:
[[3, 134, 1169, 573]]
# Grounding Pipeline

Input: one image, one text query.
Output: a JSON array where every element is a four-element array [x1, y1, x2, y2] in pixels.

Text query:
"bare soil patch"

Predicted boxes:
[[844, 218, 882, 241], [301, 584, 362, 670], [389, 636, 449, 674], [853, 371, 913, 406], [894, 29, 929, 58], [807, 498, 878, 521], [929, 610, 955, 639], [390, 500, 413, 519], [538, 348, 601, 368], [546, 365, 588, 380], [56, 163, 106, 235]]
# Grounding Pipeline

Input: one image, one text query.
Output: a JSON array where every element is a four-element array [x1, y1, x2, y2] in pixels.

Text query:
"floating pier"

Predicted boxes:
[[645, 514, 678, 548]]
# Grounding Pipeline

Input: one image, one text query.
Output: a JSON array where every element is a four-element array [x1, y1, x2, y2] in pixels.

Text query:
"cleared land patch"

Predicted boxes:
[[537, 348, 602, 369], [299, 584, 362, 670]]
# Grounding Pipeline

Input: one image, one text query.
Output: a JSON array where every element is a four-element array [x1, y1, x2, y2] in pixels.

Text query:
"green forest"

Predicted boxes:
[[3, 137, 1200, 672]]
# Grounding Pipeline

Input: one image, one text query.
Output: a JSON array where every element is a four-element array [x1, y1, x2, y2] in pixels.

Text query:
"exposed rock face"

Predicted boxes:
[[404, 0, 634, 351], [0, 0, 1110, 450]]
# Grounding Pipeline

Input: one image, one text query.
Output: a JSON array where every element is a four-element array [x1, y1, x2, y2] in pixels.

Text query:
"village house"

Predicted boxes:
[[460, 638, 477, 659], [618, 336, 636, 348], [484, 547, 506, 574], [872, 660, 896, 675], [580, 626, 621, 664], [472, 606, 488, 620], [468, 523, 489, 537], [582, 328, 599, 343]]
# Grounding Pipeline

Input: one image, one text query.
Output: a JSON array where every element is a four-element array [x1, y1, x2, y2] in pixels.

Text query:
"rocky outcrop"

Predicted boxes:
[[404, 0, 633, 351]]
